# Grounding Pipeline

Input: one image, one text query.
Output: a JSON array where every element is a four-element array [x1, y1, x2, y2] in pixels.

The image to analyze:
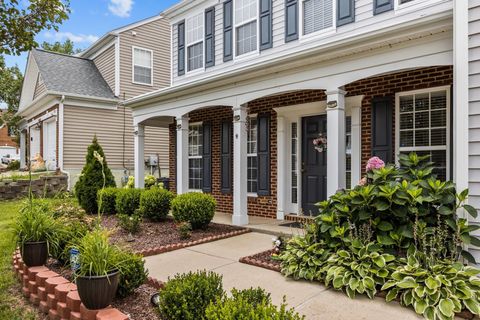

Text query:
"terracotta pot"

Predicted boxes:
[[76, 271, 120, 310], [21, 241, 48, 267]]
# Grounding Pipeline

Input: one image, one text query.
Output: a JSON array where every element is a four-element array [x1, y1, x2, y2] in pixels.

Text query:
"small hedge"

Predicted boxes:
[[7, 160, 20, 171], [115, 188, 142, 216], [172, 192, 216, 229], [158, 270, 223, 320], [97, 187, 119, 214], [117, 251, 148, 298], [139, 187, 174, 221]]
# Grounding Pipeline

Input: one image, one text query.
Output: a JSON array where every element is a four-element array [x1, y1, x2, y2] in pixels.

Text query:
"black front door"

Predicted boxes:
[[301, 115, 327, 216]]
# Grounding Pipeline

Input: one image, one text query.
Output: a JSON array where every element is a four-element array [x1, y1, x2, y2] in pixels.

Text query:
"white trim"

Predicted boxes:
[[185, 10, 206, 74], [299, 0, 336, 42], [132, 46, 154, 86], [58, 102, 64, 170], [188, 122, 204, 191], [246, 115, 258, 195], [27, 110, 57, 128], [88, 39, 116, 60], [115, 36, 121, 97]]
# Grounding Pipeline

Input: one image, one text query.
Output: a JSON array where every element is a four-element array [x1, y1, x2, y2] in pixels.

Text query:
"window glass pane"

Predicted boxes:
[[187, 42, 204, 71], [247, 156, 258, 193], [400, 113, 413, 130], [303, 0, 333, 35], [133, 49, 152, 84], [188, 124, 203, 190], [431, 128, 447, 146], [236, 21, 257, 56], [345, 117, 351, 189], [400, 131, 413, 147], [188, 158, 203, 190], [247, 117, 258, 193], [414, 111, 429, 129], [400, 95, 414, 112], [247, 117, 257, 154], [235, 0, 257, 25], [414, 130, 429, 147], [431, 91, 447, 109], [188, 124, 203, 156], [134, 66, 151, 84], [415, 93, 429, 111], [186, 13, 203, 44], [431, 110, 446, 127]]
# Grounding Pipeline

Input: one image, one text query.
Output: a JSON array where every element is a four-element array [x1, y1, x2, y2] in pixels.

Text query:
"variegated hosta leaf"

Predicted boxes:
[[438, 298, 454, 318]]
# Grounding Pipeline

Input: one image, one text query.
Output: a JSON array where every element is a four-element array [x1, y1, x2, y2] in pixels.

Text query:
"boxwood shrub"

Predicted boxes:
[[139, 187, 174, 221], [117, 251, 148, 298], [171, 192, 216, 229], [115, 188, 142, 216], [97, 187, 119, 214]]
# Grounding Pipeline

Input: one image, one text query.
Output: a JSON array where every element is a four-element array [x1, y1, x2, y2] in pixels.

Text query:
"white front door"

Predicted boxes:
[[30, 127, 41, 161], [42, 120, 57, 170]]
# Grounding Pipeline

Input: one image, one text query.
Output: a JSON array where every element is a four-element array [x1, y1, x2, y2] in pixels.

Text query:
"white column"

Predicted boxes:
[[232, 105, 248, 225], [326, 89, 346, 196], [19, 130, 26, 168], [350, 105, 362, 188], [276, 116, 286, 220], [176, 116, 189, 195], [134, 124, 145, 188]]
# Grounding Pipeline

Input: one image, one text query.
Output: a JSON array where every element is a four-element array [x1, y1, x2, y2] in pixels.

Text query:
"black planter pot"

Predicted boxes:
[[76, 271, 120, 310], [21, 241, 48, 267]]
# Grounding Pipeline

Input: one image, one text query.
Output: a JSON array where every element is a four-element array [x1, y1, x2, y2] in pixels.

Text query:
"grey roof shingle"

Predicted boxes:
[[32, 49, 116, 100]]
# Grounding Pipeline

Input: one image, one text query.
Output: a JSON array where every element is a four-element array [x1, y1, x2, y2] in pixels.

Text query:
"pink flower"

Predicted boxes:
[[358, 177, 367, 186], [366, 156, 385, 172]]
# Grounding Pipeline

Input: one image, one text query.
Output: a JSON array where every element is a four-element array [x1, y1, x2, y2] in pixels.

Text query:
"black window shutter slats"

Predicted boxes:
[[257, 114, 270, 196], [202, 122, 212, 192], [223, 0, 233, 62], [259, 0, 273, 51], [205, 7, 215, 68], [371, 97, 393, 163], [221, 121, 232, 193], [337, 0, 355, 26], [373, 0, 393, 15], [177, 21, 185, 76], [285, 0, 298, 42]]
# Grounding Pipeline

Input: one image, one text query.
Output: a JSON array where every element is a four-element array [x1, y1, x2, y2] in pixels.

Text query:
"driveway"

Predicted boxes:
[[144, 232, 423, 320]]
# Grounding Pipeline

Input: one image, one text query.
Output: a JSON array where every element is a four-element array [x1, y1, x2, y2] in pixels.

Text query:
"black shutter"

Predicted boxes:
[[202, 122, 212, 192], [285, 0, 298, 42], [205, 7, 215, 68], [177, 21, 185, 76], [371, 97, 393, 163], [221, 121, 232, 193], [257, 114, 270, 196], [223, 0, 233, 62], [337, 0, 355, 26], [373, 0, 393, 15], [259, 0, 272, 50]]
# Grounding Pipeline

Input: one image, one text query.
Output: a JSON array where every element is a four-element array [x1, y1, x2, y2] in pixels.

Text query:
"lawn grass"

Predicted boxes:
[[0, 199, 42, 320]]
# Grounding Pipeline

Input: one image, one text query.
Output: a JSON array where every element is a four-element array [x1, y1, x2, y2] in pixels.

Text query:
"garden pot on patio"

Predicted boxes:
[[76, 271, 120, 310], [21, 241, 48, 267]]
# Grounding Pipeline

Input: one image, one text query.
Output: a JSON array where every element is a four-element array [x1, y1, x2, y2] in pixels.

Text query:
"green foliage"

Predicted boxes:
[[158, 270, 224, 320], [177, 221, 192, 239], [40, 39, 81, 55], [230, 287, 272, 306], [144, 174, 157, 189], [116, 251, 148, 298], [117, 212, 142, 234], [74, 136, 116, 214], [115, 188, 142, 216], [0, 56, 23, 140], [97, 187, 119, 215], [172, 192, 216, 229], [7, 160, 20, 171], [139, 187, 173, 221]]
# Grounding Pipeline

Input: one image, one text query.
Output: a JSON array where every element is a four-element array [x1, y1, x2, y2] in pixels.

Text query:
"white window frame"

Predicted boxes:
[[395, 86, 451, 180], [247, 114, 258, 196], [188, 122, 204, 191], [233, 0, 260, 59], [185, 11, 205, 75], [131, 46, 153, 86], [394, 0, 444, 13], [299, 0, 336, 42]]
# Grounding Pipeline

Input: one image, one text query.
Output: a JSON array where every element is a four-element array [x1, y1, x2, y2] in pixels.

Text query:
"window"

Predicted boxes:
[[247, 116, 258, 193], [291, 122, 298, 204], [235, 0, 258, 56], [397, 88, 449, 180], [303, 0, 334, 35], [399, 0, 414, 3], [189, 123, 203, 190], [186, 13, 204, 71], [133, 47, 152, 85], [345, 117, 352, 188]]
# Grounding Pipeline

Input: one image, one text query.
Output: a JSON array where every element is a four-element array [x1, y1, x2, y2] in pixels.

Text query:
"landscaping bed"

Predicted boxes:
[[239, 249, 281, 272]]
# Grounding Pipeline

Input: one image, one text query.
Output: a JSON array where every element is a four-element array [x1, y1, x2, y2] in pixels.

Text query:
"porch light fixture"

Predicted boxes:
[[133, 130, 138, 136], [233, 115, 241, 122], [327, 101, 337, 108], [176, 124, 182, 130]]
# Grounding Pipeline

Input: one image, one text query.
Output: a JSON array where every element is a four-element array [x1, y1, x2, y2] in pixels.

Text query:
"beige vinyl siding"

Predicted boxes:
[[33, 74, 47, 100], [63, 105, 169, 170], [119, 17, 171, 99], [93, 44, 116, 92]]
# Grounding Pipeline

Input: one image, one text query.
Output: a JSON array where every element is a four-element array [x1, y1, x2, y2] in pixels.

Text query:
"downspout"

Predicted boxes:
[[58, 95, 71, 190]]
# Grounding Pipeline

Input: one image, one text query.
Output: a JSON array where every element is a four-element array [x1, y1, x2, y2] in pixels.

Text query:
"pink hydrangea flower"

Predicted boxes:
[[358, 177, 367, 186], [366, 156, 385, 172]]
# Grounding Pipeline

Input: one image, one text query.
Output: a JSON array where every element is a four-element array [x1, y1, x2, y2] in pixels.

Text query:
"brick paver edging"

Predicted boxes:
[[239, 250, 477, 320], [12, 251, 129, 320], [136, 228, 251, 257]]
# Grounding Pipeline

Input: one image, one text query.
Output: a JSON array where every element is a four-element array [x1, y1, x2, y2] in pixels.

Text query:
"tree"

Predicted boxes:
[[0, 56, 23, 141], [40, 39, 82, 55], [0, 0, 71, 56], [75, 136, 116, 214]]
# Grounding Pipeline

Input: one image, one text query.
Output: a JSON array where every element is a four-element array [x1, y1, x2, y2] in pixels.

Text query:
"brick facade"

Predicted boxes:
[[168, 66, 453, 219]]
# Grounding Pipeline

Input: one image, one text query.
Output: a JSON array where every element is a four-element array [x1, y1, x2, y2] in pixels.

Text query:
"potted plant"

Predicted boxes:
[[75, 228, 123, 310], [15, 200, 61, 267]]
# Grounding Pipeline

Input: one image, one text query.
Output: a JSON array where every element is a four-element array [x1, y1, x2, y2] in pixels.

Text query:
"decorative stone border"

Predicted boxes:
[[145, 276, 164, 290], [12, 251, 129, 320], [136, 228, 251, 257]]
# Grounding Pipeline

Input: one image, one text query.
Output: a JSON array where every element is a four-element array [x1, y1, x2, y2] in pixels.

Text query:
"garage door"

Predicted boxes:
[[43, 120, 57, 170]]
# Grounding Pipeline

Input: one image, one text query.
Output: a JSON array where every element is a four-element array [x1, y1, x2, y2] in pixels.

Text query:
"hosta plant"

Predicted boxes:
[[382, 249, 480, 320]]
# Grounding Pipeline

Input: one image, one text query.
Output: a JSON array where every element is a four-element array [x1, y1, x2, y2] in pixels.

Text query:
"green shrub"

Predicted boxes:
[[98, 187, 119, 215], [115, 188, 142, 216], [117, 212, 142, 234], [158, 270, 223, 320], [74, 136, 116, 214], [7, 160, 20, 170], [116, 251, 148, 298], [171, 192, 216, 229], [230, 287, 271, 306], [177, 222, 192, 239], [139, 187, 173, 221], [144, 174, 156, 189]]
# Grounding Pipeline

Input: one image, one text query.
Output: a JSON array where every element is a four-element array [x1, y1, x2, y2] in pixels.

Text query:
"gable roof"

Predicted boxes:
[[31, 49, 116, 100]]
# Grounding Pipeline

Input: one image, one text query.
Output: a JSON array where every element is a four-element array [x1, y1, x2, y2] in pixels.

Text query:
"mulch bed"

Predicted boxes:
[[239, 249, 282, 272]]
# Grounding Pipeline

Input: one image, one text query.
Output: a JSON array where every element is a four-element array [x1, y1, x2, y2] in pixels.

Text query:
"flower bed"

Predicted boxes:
[[239, 249, 281, 272]]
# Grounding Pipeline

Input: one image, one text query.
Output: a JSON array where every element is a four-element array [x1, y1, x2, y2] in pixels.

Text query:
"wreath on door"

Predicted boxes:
[[313, 133, 327, 153]]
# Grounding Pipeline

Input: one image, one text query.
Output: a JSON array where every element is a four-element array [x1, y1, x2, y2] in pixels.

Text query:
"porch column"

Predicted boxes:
[[176, 116, 189, 194], [326, 89, 346, 196], [232, 105, 248, 225], [134, 124, 145, 188], [19, 130, 26, 168], [276, 116, 286, 220], [351, 105, 362, 187]]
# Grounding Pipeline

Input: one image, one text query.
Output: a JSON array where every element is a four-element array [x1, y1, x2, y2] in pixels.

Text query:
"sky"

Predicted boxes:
[[4, 0, 181, 72]]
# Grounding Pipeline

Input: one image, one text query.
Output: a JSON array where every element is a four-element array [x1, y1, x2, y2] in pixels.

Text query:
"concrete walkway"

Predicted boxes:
[[145, 232, 424, 320]]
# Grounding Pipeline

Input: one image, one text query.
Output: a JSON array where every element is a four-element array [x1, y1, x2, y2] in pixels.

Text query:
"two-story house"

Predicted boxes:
[[17, 15, 171, 188]]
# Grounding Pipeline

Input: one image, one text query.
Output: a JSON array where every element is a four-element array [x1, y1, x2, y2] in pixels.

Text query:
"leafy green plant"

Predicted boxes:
[[230, 287, 271, 306], [117, 212, 142, 234], [97, 187, 119, 215], [177, 221, 192, 239], [158, 270, 224, 320], [115, 188, 142, 216], [144, 174, 157, 189], [116, 251, 148, 298], [7, 160, 20, 171], [171, 192, 216, 229], [139, 187, 173, 221]]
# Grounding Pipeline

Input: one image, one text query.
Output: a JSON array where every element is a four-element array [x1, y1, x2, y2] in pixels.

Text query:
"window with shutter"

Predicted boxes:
[[285, 0, 299, 42], [177, 21, 185, 76], [247, 116, 258, 193], [188, 123, 203, 190], [235, 0, 258, 56], [303, 0, 334, 35], [205, 7, 215, 68], [186, 13, 204, 72]]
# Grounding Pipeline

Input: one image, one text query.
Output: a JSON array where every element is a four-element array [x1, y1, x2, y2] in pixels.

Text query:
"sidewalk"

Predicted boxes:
[[144, 232, 424, 320]]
